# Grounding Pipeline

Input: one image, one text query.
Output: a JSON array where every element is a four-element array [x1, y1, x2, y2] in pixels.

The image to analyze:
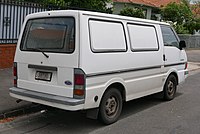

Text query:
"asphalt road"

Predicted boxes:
[[0, 71, 200, 134]]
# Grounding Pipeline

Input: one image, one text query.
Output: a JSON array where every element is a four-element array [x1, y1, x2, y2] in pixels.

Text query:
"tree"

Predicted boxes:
[[161, 1, 193, 24], [67, 0, 111, 12], [161, 0, 194, 34], [21, 0, 112, 13], [185, 18, 200, 33], [119, 7, 145, 19]]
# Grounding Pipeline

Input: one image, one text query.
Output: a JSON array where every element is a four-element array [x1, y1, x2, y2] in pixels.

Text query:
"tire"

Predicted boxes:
[[99, 88, 123, 125], [163, 75, 177, 101]]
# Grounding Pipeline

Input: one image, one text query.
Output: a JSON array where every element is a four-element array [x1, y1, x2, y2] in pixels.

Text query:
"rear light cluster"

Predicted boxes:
[[74, 69, 86, 99], [185, 62, 188, 69], [13, 62, 18, 87]]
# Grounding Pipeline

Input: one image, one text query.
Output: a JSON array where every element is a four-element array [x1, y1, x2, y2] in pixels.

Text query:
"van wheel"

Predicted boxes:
[[163, 75, 177, 101], [99, 88, 122, 125]]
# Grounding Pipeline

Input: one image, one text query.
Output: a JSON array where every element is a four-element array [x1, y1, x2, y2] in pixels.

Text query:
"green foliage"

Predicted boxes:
[[161, 0, 197, 34], [17, 0, 66, 6], [185, 18, 200, 33], [119, 7, 145, 18], [48, 0, 66, 6], [174, 24, 190, 34], [67, 0, 111, 12], [196, 19, 200, 30], [181, 0, 190, 8], [161, 3, 180, 23], [21, 0, 112, 13], [161, 1, 193, 24]]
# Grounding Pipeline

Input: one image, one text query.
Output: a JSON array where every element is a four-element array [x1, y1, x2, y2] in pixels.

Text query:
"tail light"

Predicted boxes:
[[185, 62, 188, 69], [13, 62, 18, 87], [74, 69, 86, 99]]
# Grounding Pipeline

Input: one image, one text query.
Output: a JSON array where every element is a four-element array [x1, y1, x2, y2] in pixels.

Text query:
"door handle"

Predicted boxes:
[[163, 55, 167, 61]]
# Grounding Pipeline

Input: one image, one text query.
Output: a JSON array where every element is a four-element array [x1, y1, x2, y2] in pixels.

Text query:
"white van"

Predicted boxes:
[[10, 10, 188, 124]]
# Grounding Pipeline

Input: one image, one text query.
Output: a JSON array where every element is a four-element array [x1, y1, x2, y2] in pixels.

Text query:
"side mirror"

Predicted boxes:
[[179, 40, 186, 50]]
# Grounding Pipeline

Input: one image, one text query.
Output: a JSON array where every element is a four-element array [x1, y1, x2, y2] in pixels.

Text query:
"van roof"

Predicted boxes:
[[27, 10, 170, 26]]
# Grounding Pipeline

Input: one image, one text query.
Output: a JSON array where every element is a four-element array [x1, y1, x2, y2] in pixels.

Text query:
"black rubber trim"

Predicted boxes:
[[28, 64, 57, 71], [164, 62, 186, 67], [86, 65, 162, 77]]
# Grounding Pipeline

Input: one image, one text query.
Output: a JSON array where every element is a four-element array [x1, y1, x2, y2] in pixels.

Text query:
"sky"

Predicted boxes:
[[190, 0, 200, 4]]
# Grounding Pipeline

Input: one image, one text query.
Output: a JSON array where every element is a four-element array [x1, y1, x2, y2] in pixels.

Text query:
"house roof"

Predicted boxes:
[[191, 4, 200, 18], [150, 0, 181, 7], [113, 0, 156, 7], [113, 0, 181, 7]]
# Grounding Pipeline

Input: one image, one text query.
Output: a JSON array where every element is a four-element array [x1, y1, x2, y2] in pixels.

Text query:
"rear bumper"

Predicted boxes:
[[10, 87, 85, 111]]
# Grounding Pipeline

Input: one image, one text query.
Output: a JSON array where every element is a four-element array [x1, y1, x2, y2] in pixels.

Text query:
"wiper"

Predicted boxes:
[[28, 48, 49, 58]]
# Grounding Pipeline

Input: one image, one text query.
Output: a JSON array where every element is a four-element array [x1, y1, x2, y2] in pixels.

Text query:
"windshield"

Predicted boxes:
[[21, 17, 75, 53]]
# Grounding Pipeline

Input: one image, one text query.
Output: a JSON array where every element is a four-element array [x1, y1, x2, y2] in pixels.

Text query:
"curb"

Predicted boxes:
[[0, 104, 45, 120], [188, 62, 200, 72]]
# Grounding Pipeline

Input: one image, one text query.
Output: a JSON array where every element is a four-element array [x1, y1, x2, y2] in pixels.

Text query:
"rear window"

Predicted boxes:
[[20, 17, 75, 53]]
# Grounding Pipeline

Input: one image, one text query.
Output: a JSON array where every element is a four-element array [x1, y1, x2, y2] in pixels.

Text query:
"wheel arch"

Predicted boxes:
[[169, 72, 178, 85], [163, 71, 178, 101], [165, 69, 179, 86], [86, 82, 125, 121], [98, 82, 124, 124], [106, 82, 126, 102]]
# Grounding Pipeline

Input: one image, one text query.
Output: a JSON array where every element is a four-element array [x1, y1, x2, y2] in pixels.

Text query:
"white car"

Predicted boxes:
[[10, 10, 188, 124]]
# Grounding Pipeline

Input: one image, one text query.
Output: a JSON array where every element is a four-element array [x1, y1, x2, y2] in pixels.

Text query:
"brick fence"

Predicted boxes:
[[0, 44, 16, 69]]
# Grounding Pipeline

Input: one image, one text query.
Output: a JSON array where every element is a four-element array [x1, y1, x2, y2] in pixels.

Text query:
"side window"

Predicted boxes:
[[161, 26, 179, 48], [127, 24, 159, 51], [89, 20, 126, 52]]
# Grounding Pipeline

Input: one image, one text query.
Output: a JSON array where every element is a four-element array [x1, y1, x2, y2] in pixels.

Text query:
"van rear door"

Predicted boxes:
[[15, 16, 78, 98]]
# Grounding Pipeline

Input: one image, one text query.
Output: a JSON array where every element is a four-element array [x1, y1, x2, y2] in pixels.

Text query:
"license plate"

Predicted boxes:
[[35, 71, 52, 81]]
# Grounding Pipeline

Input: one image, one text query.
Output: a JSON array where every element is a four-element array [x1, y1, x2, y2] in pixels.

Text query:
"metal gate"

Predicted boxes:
[[0, 0, 47, 44]]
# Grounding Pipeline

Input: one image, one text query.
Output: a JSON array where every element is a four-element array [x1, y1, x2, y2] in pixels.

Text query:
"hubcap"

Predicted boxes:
[[167, 81, 174, 96], [105, 96, 118, 117]]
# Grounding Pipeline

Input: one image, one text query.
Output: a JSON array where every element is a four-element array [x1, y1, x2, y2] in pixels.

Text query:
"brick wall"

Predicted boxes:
[[0, 44, 16, 69]]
